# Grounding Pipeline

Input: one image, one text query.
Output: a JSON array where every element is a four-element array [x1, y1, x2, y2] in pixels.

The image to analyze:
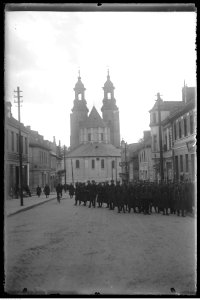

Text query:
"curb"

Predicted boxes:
[[7, 196, 57, 217]]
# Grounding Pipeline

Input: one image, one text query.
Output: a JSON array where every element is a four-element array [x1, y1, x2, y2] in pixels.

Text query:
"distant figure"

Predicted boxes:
[[69, 183, 75, 198], [36, 185, 42, 197], [56, 183, 62, 203], [14, 185, 19, 199], [24, 185, 31, 197], [44, 184, 50, 198]]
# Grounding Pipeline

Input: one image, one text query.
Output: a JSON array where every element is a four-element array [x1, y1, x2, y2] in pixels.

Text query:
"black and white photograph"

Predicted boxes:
[[4, 3, 197, 296]]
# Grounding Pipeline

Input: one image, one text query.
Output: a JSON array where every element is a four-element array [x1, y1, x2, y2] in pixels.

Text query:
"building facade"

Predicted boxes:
[[149, 85, 196, 182], [149, 92, 184, 182], [66, 71, 121, 184], [5, 102, 29, 198], [26, 127, 51, 191], [162, 88, 196, 182]]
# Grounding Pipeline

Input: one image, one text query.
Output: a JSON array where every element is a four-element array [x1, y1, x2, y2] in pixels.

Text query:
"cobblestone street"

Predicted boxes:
[[5, 193, 196, 295]]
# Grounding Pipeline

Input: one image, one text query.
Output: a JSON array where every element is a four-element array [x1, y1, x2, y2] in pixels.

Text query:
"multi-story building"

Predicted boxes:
[[26, 126, 51, 191], [162, 86, 196, 182], [66, 71, 121, 184], [149, 92, 184, 182], [149, 84, 196, 182], [5, 101, 29, 198]]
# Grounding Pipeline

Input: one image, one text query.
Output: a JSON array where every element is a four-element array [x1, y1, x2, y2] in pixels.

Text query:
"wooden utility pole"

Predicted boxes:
[[71, 159, 74, 186], [157, 92, 164, 183], [64, 145, 66, 185], [14, 87, 23, 206]]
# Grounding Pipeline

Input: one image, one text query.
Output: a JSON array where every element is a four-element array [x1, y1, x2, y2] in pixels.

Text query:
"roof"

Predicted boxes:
[[162, 97, 195, 126], [67, 142, 121, 158], [149, 100, 184, 112], [80, 106, 106, 128]]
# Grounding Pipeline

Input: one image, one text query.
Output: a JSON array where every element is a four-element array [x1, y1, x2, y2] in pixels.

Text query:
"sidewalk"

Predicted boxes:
[[5, 193, 58, 217]]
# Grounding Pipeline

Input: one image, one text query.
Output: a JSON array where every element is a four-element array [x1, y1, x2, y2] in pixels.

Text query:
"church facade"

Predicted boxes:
[[65, 71, 121, 184]]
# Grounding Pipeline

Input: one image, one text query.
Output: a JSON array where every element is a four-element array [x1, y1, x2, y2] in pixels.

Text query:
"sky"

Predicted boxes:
[[5, 9, 196, 147]]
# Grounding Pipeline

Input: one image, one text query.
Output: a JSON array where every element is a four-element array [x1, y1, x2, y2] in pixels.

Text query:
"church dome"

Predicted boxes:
[[74, 76, 85, 90], [103, 70, 115, 89]]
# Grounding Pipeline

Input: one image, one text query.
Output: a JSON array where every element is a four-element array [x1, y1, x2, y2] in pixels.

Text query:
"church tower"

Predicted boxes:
[[101, 70, 120, 148], [70, 71, 89, 149]]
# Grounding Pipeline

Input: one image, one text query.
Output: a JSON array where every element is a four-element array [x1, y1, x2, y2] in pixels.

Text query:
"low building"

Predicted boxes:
[[5, 101, 29, 198]]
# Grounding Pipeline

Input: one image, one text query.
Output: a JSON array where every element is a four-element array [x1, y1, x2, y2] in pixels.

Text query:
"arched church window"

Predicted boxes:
[[112, 160, 115, 169], [101, 133, 103, 141], [88, 133, 91, 141], [92, 159, 95, 169], [101, 159, 104, 169], [76, 160, 80, 169], [107, 92, 111, 99], [153, 112, 156, 124], [78, 93, 82, 100]]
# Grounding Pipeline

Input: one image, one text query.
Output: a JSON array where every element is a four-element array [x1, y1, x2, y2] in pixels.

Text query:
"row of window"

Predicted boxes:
[[175, 153, 195, 174], [88, 133, 104, 142], [6, 130, 28, 154], [75, 159, 115, 169], [173, 113, 194, 141]]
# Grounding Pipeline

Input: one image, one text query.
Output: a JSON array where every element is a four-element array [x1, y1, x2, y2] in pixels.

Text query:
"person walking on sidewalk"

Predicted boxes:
[[44, 184, 50, 198], [36, 185, 42, 197], [56, 183, 62, 203]]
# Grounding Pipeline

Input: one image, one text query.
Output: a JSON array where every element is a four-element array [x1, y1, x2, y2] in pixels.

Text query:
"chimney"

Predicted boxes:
[[53, 136, 56, 144], [6, 101, 12, 118], [143, 130, 151, 140], [182, 82, 196, 104], [26, 125, 31, 130]]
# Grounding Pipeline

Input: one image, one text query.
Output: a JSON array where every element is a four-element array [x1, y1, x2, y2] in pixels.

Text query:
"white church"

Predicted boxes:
[[65, 71, 121, 184]]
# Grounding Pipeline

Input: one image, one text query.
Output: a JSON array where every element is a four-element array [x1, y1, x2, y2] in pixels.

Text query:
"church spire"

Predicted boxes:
[[107, 68, 110, 80]]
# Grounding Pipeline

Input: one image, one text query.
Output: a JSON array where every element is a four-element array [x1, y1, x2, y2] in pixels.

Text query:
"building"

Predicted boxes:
[[149, 92, 184, 182], [149, 84, 196, 182], [138, 131, 154, 182], [120, 141, 140, 183], [5, 101, 29, 198], [48, 138, 63, 191], [26, 126, 51, 191], [66, 71, 121, 184], [162, 85, 196, 182], [127, 143, 140, 183]]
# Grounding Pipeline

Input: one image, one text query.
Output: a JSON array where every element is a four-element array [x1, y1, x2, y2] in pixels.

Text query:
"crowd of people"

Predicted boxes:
[[72, 180, 195, 217]]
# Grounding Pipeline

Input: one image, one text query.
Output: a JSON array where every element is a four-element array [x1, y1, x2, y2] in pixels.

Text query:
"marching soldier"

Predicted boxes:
[[109, 180, 115, 210], [74, 182, 79, 205], [69, 183, 75, 198]]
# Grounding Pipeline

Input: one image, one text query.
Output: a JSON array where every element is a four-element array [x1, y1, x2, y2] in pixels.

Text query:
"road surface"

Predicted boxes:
[[5, 194, 196, 295]]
